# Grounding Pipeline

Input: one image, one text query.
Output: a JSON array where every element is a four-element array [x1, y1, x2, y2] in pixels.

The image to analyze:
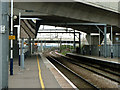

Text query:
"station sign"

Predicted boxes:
[[9, 35, 15, 40]]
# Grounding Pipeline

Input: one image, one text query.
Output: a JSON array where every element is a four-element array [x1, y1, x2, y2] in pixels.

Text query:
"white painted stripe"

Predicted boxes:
[[10, 50, 13, 58], [11, 40, 13, 48], [47, 59, 78, 89], [19, 49, 21, 55]]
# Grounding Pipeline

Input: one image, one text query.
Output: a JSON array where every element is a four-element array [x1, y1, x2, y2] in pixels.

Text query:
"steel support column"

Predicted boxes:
[[41, 40, 43, 52], [32, 39, 34, 54], [99, 30, 101, 57], [31, 39, 32, 54], [28, 38, 31, 57], [79, 33, 81, 54], [21, 39, 24, 69], [66, 40, 67, 49], [111, 26, 113, 58], [74, 30, 76, 50], [90, 33, 91, 55], [0, 0, 9, 89], [104, 26, 107, 58], [70, 40, 71, 51], [60, 38, 62, 52]]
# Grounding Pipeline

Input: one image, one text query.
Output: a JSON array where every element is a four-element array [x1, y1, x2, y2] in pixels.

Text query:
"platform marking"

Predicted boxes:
[[37, 55, 45, 89]]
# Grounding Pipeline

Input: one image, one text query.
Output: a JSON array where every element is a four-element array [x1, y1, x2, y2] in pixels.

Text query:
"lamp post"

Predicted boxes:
[[18, 11, 21, 66], [10, 0, 14, 75]]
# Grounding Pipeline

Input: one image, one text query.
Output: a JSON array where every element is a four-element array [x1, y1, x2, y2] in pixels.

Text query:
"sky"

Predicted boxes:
[[37, 25, 86, 41], [37, 25, 110, 40]]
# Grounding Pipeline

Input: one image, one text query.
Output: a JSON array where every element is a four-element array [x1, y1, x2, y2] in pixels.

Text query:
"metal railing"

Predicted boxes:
[[81, 45, 120, 58]]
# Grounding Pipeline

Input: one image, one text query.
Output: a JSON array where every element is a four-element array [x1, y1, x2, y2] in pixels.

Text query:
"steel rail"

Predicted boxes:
[[47, 54, 99, 89], [55, 52, 120, 83]]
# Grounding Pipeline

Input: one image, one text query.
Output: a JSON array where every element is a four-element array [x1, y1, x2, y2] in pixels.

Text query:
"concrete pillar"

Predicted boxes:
[[0, 1, 9, 89]]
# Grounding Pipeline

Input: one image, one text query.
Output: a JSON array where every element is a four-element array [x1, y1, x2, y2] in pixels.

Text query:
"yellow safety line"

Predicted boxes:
[[37, 55, 45, 89]]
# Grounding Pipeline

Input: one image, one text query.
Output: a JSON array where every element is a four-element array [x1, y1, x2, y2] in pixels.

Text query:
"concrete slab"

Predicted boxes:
[[38, 55, 61, 88], [71, 53, 120, 63], [8, 56, 41, 88], [8, 53, 74, 89], [40, 53, 74, 88]]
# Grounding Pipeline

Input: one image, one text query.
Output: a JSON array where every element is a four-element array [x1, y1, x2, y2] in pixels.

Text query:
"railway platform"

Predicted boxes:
[[67, 53, 120, 64], [8, 53, 75, 89]]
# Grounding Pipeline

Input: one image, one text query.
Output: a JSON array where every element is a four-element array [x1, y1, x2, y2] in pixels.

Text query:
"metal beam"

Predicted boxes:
[[95, 25, 104, 34], [34, 40, 79, 43], [20, 18, 41, 20], [39, 29, 73, 31], [41, 23, 106, 26], [38, 32, 80, 33]]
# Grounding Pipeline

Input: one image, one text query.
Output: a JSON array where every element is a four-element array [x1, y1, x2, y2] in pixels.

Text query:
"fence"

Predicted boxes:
[[81, 45, 120, 58]]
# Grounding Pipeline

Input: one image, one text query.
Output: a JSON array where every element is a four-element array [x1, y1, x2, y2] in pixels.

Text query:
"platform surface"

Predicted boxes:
[[69, 53, 120, 63], [8, 53, 73, 89], [8, 55, 41, 88]]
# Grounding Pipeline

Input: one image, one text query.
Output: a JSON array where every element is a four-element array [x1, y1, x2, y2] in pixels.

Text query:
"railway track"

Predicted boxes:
[[66, 53, 120, 73], [46, 51, 119, 88], [47, 55, 99, 89], [54, 52, 120, 84]]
